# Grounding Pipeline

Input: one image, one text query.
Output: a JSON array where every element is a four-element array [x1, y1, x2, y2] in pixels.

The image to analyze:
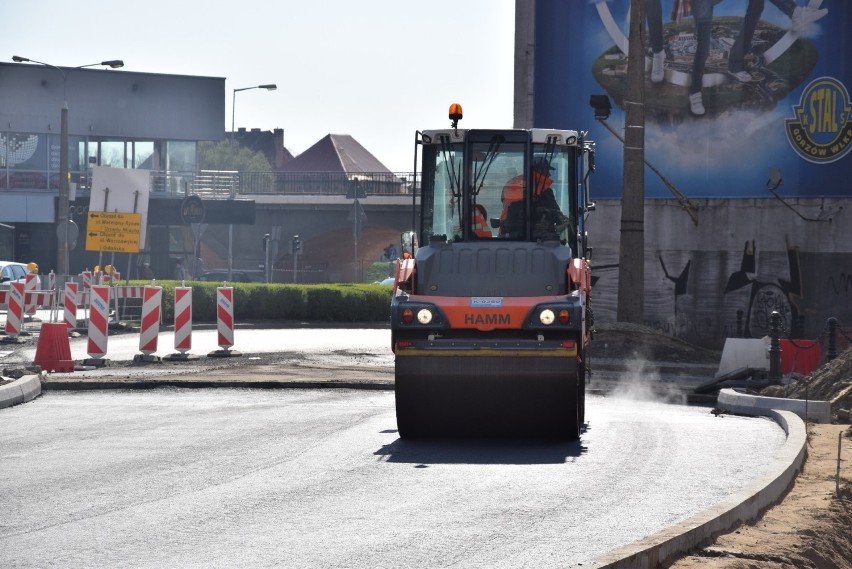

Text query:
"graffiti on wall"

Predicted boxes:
[[722, 240, 803, 337], [651, 240, 805, 343]]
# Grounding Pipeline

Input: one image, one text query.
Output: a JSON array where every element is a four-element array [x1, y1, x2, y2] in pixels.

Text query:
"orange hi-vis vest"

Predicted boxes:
[[472, 206, 491, 238], [500, 172, 552, 228]]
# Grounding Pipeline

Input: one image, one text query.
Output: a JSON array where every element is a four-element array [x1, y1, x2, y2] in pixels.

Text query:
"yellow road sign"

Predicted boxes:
[[85, 211, 142, 253]]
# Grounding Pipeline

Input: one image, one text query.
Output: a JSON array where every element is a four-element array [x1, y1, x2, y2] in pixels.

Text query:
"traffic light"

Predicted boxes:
[[291, 235, 302, 254]]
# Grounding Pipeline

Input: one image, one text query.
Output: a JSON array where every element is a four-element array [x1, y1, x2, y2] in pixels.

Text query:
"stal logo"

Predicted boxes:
[[785, 77, 852, 164]]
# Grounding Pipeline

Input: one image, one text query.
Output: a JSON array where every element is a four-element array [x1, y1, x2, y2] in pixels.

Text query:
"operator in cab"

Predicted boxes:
[[499, 157, 571, 240]]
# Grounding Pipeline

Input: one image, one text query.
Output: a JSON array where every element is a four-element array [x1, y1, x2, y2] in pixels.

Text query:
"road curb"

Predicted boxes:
[[589, 402, 806, 568], [41, 378, 394, 391], [718, 387, 832, 423], [0, 374, 43, 410]]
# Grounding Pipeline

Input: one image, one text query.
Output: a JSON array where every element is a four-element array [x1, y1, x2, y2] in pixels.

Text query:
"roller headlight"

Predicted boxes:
[[417, 308, 433, 324], [539, 308, 555, 325]]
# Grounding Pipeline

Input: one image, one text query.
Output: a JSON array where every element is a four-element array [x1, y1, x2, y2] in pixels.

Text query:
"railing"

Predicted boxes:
[[4, 169, 421, 199]]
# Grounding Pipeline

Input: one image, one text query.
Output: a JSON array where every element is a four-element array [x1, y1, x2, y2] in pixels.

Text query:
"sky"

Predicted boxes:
[[4, 0, 516, 173]]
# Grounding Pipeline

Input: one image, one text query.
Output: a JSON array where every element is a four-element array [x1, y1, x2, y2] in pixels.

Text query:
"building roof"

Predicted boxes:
[[281, 134, 391, 173]]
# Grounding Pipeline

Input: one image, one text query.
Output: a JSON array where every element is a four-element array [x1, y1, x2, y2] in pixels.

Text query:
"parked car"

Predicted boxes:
[[198, 271, 254, 283], [0, 261, 41, 290]]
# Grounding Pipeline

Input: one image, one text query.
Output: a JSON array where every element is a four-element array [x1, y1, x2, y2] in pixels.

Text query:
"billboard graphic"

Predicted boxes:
[[533, 0, 851, 198]]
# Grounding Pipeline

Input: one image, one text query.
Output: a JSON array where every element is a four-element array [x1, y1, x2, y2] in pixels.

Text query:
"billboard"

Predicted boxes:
[[533, 0, 851, 198]]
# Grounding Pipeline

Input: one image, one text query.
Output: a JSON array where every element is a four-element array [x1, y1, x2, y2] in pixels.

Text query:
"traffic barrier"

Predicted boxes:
[[25, 290, 54, 311], [175, 287, 192, 352], [63, 282, 78, 330], [135, 285, 162, 362], [79, 270, 93, 306], [84, 285, 110, 366], [110, 286, 145, 300], [24, 273, 37, 316], [209, 286, 241, 357], [3, 282, 25, 342], [48, 271, 56, 292], [33, 322, 75, 373], [165, 286, 199, 361]]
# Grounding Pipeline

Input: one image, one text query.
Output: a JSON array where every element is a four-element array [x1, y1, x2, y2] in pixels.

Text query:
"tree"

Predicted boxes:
[[198, 139, 271, 171]]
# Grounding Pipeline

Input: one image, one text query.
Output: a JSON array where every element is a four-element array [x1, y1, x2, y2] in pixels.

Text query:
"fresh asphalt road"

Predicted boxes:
[[1, 388, 785, 568]]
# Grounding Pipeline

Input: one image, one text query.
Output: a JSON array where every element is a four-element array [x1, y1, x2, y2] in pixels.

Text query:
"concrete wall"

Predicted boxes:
[[589, 197, 851, 348]]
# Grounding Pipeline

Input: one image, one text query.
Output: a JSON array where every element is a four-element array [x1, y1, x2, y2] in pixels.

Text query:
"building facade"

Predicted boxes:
[[0, 62, 229, 277]]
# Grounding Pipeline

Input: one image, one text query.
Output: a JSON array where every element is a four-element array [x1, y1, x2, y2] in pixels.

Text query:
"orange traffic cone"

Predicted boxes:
[[33, 322, 75, 373]]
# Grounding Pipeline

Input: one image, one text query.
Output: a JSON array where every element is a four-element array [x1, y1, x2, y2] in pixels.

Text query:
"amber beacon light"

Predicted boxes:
[[449, 103, 463, 129]]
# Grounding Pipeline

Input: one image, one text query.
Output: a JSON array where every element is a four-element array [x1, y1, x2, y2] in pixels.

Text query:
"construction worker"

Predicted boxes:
[[499, 157, 559, 238], [471, 204, 492, 238]]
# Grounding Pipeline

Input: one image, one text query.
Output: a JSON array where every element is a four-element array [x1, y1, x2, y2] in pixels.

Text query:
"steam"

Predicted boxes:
[[610, 357, 687, 405]]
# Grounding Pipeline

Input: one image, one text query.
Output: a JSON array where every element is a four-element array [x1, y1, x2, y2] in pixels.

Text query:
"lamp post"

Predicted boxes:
[[231, 84, 277, 133], [228, 83, 276, 281], [11, 55, 124, 279]]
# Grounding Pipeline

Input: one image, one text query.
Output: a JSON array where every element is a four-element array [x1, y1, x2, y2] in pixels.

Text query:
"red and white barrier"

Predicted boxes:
[[173, 287, 192, 354], [64, 282, 78, 329], [217, 287, 234, 349], [110, 286, 145, 300], [86, 285, 110, 361], [4, 282, 25, 339], [24, 273, 38, 315], [137, 285, 162, 358], [208, 286, 240, 357], [79, 270, 93, 306]]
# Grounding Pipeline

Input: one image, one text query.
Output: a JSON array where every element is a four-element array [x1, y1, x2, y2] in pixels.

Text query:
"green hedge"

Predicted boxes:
[[126, 281, 392, 323], [366, 261, 394, 283]]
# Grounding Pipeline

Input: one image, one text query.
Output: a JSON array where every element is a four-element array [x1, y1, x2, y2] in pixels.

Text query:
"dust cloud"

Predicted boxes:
[[609, 358, 687, 405]]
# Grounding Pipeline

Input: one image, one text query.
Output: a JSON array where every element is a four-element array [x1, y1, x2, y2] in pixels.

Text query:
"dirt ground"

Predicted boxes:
[[596, 323, 852, 569]]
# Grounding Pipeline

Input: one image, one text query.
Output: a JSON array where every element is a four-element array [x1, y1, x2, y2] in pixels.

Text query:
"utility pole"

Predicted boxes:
[[617, 0, 647, 324]]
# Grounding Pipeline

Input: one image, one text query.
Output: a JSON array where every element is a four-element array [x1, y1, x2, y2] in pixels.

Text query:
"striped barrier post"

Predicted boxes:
[[63, 282, 78, 330], [48, 271, 56, 293], [2, 282, 26, 342], [84, 285, 110, 366], [209, 286, 241, 357], [80, 270, 92, 308], [24, 273, 38, 317], [165, 286, 198, 361], [135, 285, 162, 362]]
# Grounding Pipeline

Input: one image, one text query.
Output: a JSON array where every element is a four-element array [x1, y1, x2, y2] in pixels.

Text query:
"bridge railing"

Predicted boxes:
[[149, 170, 419, 198], [10, 169, 420, 200], [236, 171, 418, 197]]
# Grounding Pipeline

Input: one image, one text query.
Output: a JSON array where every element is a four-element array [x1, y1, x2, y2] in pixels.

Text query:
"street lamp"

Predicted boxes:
[[228, 83, 276, 281], [11, 55, 124, 278], [231, 84, 277, 133]]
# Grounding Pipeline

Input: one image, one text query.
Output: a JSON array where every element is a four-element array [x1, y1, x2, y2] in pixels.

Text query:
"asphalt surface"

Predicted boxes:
[[1, 388, 786, 568], [0, 319, 807, 568]]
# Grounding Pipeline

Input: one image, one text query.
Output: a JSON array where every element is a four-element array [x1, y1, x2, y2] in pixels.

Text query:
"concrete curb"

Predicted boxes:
[[42, 378, 394, 391], [0, 374, 43, 410], [589, 400, 806, 568], [718, 387, 832, 423]]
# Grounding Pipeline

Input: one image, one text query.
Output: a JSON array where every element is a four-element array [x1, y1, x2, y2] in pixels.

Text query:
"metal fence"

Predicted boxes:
[[148, 170, 420, 199], [11, 169, 420, 201]]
